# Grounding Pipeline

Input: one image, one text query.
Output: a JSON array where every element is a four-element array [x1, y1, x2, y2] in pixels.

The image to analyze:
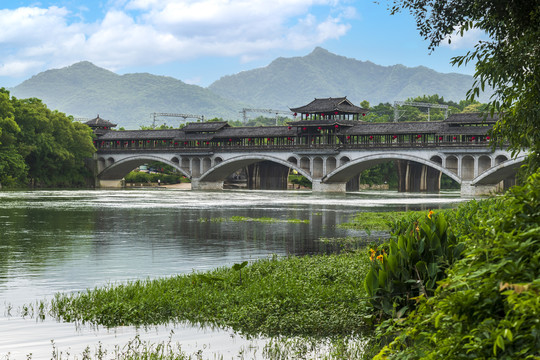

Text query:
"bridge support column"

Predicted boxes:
[[461, 181, 497, 197], [191, 178, 223, 190], [312, 180, 346, 193], [98, 179, 125, 188]]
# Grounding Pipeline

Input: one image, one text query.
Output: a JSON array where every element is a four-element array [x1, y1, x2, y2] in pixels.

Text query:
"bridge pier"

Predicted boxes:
[[191, 179, 224, 190], [397, 160, 441, 192], [98, 179, 125, 188], [312, 180, 346, 193], [460, 181, 498, 197]]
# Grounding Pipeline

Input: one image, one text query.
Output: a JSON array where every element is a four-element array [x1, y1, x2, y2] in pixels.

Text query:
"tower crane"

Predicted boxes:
[[151, 112, 205, 128], [240, 108, 295, 125], [393, 101, 449, 122]]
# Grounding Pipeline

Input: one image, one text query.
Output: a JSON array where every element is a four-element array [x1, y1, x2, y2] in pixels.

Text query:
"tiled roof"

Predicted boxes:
[[444, 112, 498, 124], [290, 97, 369, 114], [99, 129, 181, 140], [183, 121, 229, 132], [84, 115, 117, 127]]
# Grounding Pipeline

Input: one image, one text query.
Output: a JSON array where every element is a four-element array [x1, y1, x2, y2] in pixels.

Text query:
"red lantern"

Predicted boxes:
[[147, 140, 150, 143], [197, 142, 200, 145], [317, 126, 322, 130], [453, 136, 457, 141], [417, 134, 422, 138], [335, 125, 339, 128], [362, 113, 366, 116], [393, 135, 397, 139], [163, 140, 166, 143], [471, 136, 476, 141], [347, 136, 351, 140], [334, 111, 338, 115], [184, 142, 188, 145], [288, 126, 292, 130], [369, 135, 373, 140], [439, 136, 443, 141], [206, 141, 210, 145], [321, 113, 325, 117], [303, 127, 307, 131], [174, 142, 178, 146], [293, 113, 297, 116], [229, 138, 232, 142], [306, 114, 310, 117], [116, 141, 120, 144], [486, 136, 491, 140]]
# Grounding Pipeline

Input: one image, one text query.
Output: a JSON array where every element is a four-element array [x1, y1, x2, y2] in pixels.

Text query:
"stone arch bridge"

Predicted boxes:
[[95, 146, 521, 196]]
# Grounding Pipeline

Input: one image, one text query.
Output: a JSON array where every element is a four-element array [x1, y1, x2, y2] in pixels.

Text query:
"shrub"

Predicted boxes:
[[373, 169, 540, 359]]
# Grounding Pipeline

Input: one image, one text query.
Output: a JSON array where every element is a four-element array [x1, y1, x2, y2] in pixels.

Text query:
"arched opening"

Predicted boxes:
[[171, 157, 180, 165], [313, 157, 324, 178], [192, 158, 201, 177], [339, 156, 350, 166], [202, 157, 211, 173], [106, 157, 115, 167], [478, 155, 492, 174], [446, 155, 458, 175], [300, 157, 310, 172], [461, 155, 475, 180], [430, 155, 442, 165], [326, 157, 337, 173], [495, 155, 508, 165], [288, 156, 298, 166], [214, 157, 223, 165], [99, 157, 190, 187], [181, 158, 190, 171]]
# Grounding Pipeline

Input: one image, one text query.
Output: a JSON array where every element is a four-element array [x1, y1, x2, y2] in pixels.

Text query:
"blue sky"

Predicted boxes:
[[0, 0, 484, 88]]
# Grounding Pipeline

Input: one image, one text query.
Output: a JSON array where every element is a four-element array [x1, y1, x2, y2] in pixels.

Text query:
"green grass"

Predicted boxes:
[[50, 252, 371, 338]]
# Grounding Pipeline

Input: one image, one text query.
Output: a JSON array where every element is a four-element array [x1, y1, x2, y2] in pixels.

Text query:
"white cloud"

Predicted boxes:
[[441, 26, 486, 49], [0, 1, 352, 82]]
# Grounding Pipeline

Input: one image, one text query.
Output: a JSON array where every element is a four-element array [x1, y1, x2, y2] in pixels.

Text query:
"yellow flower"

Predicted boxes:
[[377, 254, 384, 262], [428, 210, 434, 219], [416, 226, 420, 232]]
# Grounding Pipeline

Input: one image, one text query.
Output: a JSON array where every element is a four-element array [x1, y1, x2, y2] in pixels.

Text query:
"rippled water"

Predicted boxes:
[[0, 189, 465, 359]]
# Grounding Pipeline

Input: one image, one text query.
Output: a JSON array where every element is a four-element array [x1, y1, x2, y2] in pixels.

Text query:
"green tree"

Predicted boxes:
[[389, 0, 540, 173], [0, 89, 27, 187], [10, 96, 95, 187]]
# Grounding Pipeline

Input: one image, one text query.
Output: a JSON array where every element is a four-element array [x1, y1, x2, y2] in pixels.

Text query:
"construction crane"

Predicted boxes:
[[393, 101, 449, 122], [151, 112, 205, 128], [240, 108, 295, 125]]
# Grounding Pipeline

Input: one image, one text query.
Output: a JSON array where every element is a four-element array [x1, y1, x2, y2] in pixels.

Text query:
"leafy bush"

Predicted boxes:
[[364, 211, 464, 318], [373, 169, 540, 359]]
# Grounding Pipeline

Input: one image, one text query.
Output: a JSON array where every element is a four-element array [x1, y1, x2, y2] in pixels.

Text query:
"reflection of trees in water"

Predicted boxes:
[[0, 206, 95, 284]]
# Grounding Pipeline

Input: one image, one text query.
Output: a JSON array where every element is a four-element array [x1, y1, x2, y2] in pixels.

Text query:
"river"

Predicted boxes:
[[0, 188, 466, 359]]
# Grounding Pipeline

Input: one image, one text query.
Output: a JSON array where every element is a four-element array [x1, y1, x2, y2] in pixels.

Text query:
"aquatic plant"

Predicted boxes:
[[50, 252, 372, 338]]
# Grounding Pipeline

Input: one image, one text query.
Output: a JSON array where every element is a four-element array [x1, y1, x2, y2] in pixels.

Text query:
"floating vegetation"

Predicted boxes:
[[198, 216, 309, 224], [338, 211, 423, 231], [48, 252, 371, 338]]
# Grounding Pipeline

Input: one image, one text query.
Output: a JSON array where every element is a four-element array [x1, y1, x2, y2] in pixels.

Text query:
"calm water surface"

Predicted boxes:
[[0, 189, 466, 359]]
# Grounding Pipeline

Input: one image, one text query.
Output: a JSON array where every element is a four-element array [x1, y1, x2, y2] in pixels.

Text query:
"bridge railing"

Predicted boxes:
[[96, 141, 494, 154]]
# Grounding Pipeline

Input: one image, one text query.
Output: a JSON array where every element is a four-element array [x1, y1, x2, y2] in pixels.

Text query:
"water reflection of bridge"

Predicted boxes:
[[87, 98, 521, 196]]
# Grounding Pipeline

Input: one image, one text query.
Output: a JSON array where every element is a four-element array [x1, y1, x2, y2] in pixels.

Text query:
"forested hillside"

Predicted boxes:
[[11, 62, 244, 129], [9, 48, 492, 129], [209, 47, 492, 110]]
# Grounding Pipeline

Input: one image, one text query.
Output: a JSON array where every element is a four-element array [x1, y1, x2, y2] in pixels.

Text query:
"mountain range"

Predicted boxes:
[[10, 47, 490, 129]]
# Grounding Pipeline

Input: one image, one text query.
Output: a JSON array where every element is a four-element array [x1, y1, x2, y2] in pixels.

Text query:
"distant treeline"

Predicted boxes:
[[0, 88, 95, 188]]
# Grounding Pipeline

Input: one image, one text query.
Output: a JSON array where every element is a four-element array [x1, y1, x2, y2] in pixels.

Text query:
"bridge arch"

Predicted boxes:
[[199, 154, 312, 183], [322, 153, 462, 184], [98, 155, 190, 180], [472, 156, 526, 185]]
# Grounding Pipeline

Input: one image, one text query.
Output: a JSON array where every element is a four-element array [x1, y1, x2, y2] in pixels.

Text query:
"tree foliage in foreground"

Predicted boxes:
[[371, 169, 540, 359], [0, 88, 95, 187], [389, 0, 540, 173]]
